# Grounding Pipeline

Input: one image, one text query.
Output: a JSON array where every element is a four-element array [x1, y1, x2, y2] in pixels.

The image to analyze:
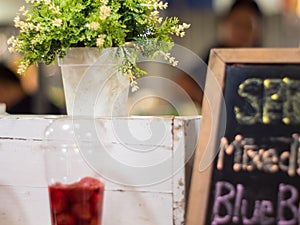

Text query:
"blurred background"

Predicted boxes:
[[0, 0, 299, 115], [169, 0, 300, 52]]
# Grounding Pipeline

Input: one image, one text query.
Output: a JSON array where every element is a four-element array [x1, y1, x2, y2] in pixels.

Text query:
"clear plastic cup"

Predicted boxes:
[[43, 117, 105, 225]]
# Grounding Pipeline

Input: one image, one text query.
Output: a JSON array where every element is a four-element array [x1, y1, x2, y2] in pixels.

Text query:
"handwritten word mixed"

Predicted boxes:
[[217, 134, 300, 177]]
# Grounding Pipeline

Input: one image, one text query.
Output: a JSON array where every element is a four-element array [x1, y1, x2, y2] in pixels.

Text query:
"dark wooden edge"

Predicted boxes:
[[185, 48, 300, 225]]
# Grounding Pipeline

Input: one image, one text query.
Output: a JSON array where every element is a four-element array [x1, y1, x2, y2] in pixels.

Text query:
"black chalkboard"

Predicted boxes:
[[187, 48, 300, 225]]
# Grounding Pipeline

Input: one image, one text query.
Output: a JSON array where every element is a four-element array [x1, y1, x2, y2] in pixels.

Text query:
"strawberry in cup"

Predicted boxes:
[[48, 177, 104, 225]]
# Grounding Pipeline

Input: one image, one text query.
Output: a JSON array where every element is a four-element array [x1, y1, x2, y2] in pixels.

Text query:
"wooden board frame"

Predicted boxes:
[[186, 48, 300, 225]]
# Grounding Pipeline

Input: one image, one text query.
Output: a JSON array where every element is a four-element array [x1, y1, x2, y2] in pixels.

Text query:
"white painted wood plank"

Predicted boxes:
[[103, 191, 173, 225], [173, 119, 186, 225], [0, 139, 173, 192], [0, 186, 173, 225], [172, 117, 201, 225], [0, 140, 46, 187], [0, 115, 54, 140], [94, 117, 173, 148], [0, 116, 173, 148], [0, 186, 50, 225]]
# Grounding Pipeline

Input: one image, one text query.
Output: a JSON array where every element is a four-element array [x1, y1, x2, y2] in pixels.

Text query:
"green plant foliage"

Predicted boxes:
[[8, 0, 190, 90]]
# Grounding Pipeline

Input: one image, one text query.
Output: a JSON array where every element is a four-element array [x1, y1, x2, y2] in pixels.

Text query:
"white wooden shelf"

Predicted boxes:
[[0, 115, 201, 225]]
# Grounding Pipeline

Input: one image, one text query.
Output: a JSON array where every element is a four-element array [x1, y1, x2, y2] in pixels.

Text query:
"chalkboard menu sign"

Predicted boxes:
[[186, 49, 300, 225]]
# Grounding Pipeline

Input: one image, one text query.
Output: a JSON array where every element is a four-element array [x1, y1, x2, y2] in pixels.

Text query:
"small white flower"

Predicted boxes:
[[19, 6, 25, 12], [27, 14, 33, 21], [157, 17, 163, 24], [101, 0, 109, 5], [172, 23, 190, 36], [7, 36, 15, 45], [53, 18, 62, 27], [140, 3, 151, 9], [44, 0, 51, 5], [154, 1, 168, 10], [172, 61, 178, 67], [35, 23, 41, 31], [90, 22, 100, 30], [22, 10, 29, 16], [7, 37, 18, 52], [85, 22, 100, 30], [28, 23, 36, 30], [8, 47, 15, 53], [151, 10, 159, 17], [130, 80, 139, 92], [160, 51, 170, 60], [150, 10, 163, 24], [17, 60, 30, 75], [183, 23, 191, 29], [164, 52, 170, 57], [50, 5, 60, 14], [96, 34, 106, 47], [13, 16, 20, 25], [100, 5, 111, 20], [131, 85, 139, 92], [18, 21, 28, 32]]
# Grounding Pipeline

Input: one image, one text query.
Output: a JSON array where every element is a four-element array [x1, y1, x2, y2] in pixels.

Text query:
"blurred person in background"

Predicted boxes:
[[203, 0, 263, 62], [0, 63, 61, 114], [176, 0, 264, 111]]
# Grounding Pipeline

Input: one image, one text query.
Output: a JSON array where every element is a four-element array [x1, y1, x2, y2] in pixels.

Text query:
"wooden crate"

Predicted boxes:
[[0, 115, 200, 225]]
